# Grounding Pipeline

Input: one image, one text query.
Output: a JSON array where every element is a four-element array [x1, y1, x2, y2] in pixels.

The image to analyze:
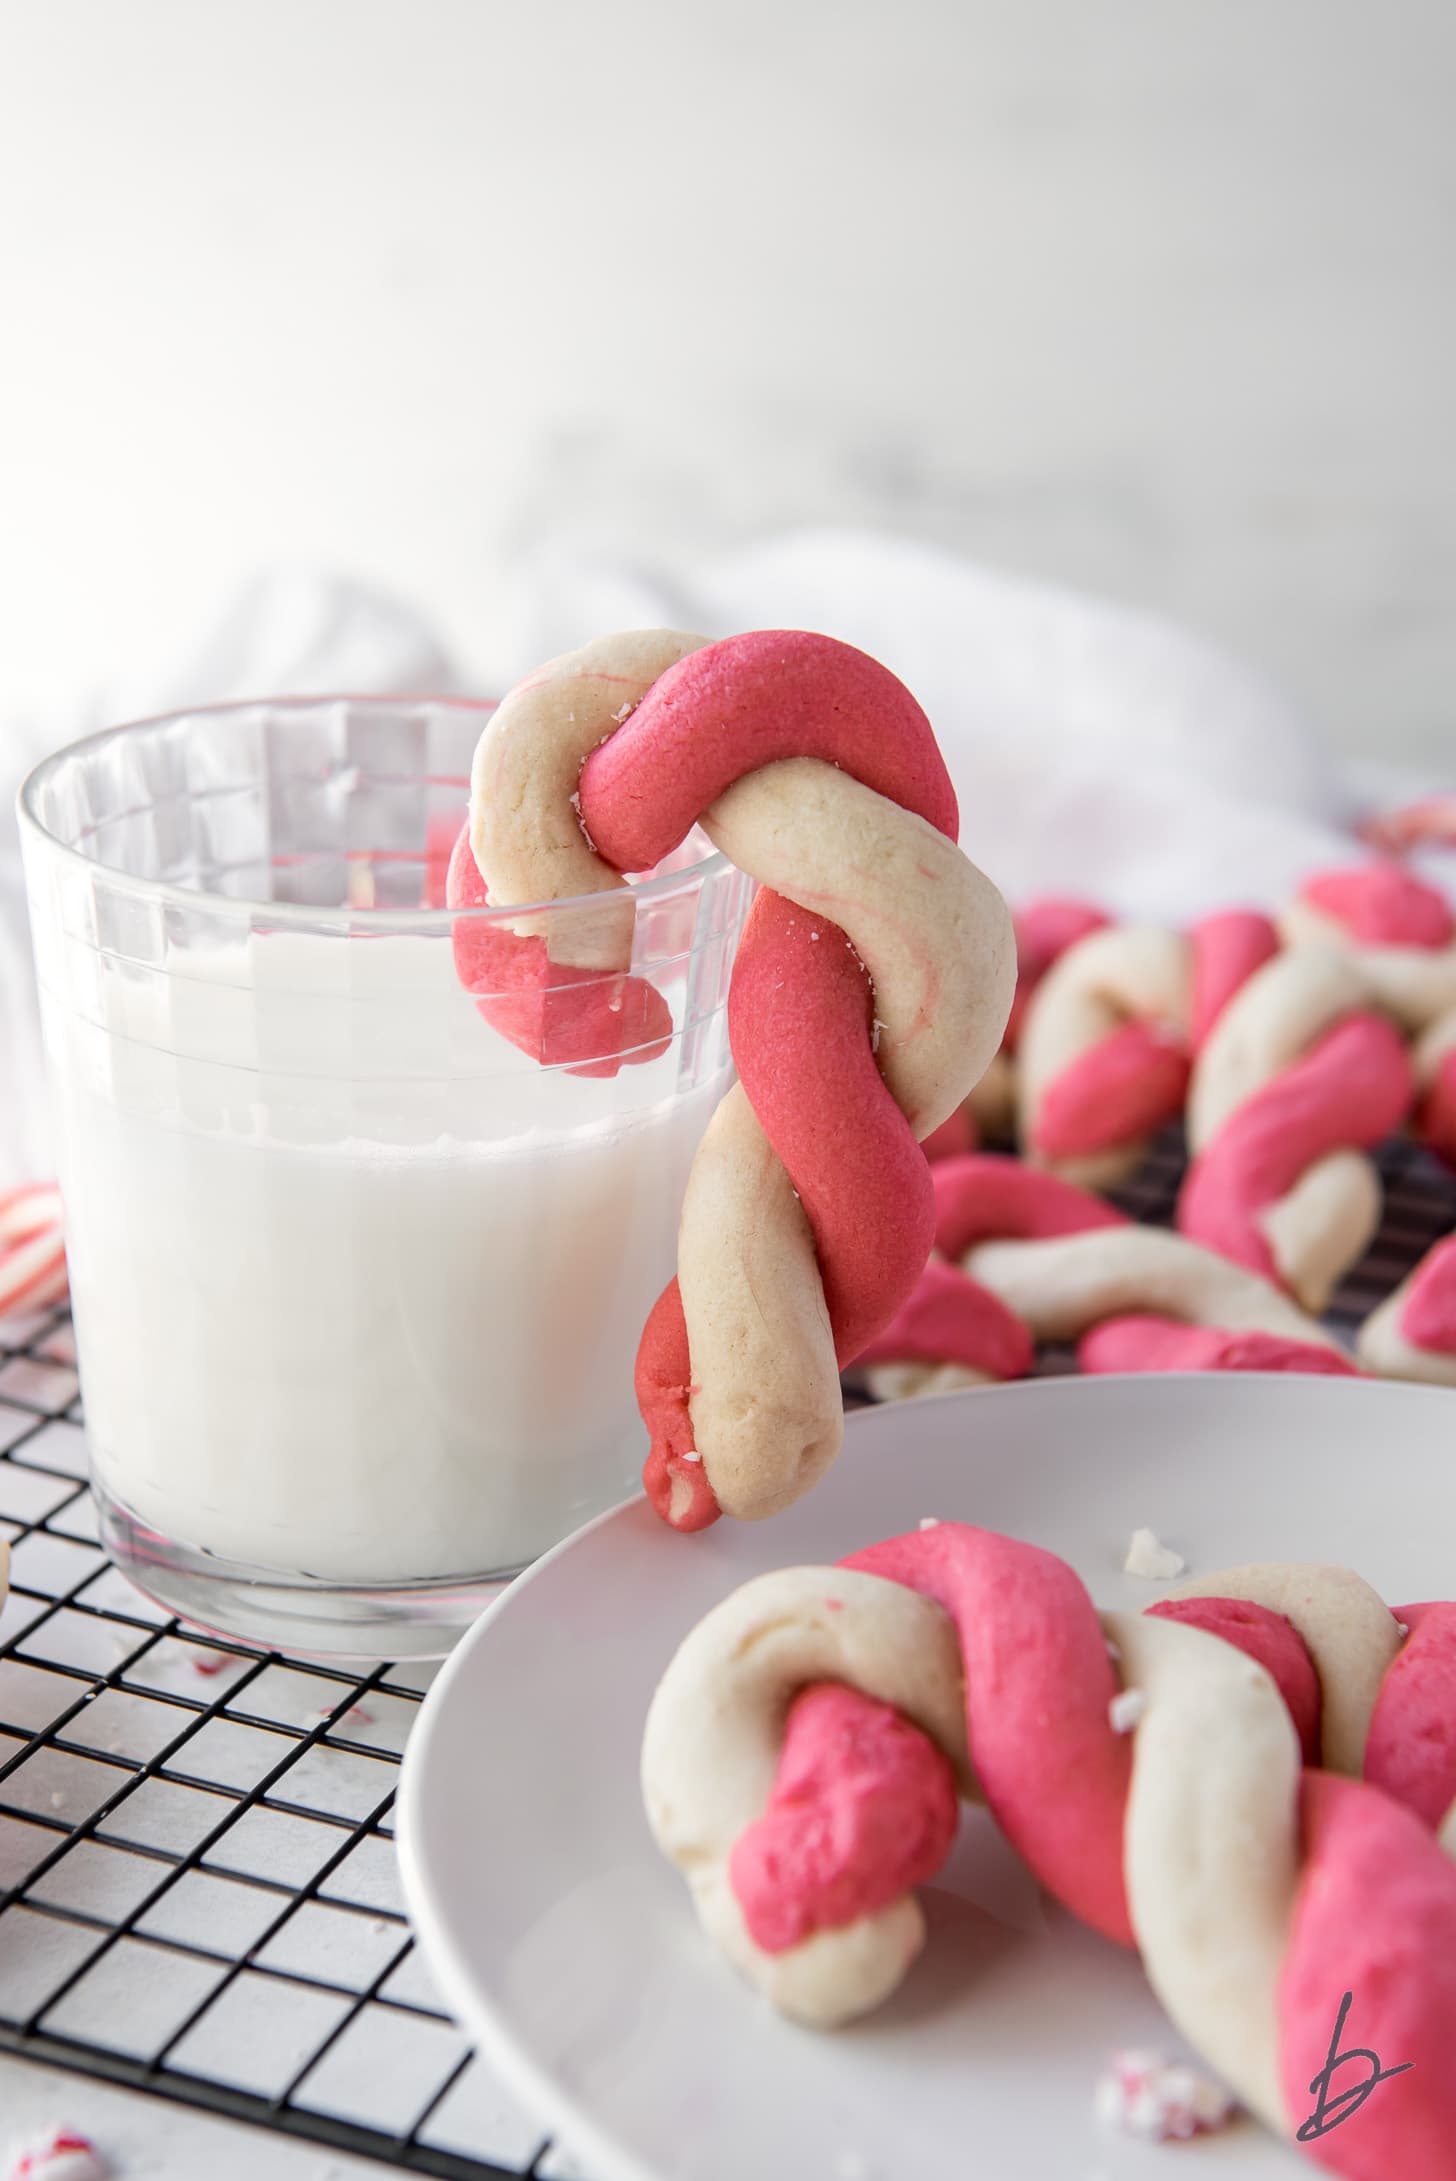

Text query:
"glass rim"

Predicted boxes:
[[16, 692, 731, 933]]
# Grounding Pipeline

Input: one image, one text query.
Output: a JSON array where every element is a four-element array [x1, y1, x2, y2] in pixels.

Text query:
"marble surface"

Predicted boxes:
[[0, 0, 1453, 765]]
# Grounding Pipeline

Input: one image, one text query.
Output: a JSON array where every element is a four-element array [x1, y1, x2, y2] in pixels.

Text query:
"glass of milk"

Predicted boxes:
[[19, 697, 751, 1657]]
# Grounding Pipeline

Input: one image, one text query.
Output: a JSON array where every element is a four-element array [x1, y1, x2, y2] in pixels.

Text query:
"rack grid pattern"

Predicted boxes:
[[2, 1129, 1453, 2179]]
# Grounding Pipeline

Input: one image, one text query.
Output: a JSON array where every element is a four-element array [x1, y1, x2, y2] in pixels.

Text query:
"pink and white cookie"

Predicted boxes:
[[1280, 862, 1456, 1176], [1016, 911, 1279, 1189], [949, 1168, 1343, 1360], [452, 631, 1015, 1530], [1356, 1232, 1456, 1388], [1179, 945, 1415, 1313], [850, 1156, 1126, 1399], [644, 1523, 1456, 2174], [856, 1156, 1345, 1396]]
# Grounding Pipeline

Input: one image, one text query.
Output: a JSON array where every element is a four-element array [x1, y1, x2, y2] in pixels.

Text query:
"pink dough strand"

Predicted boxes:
[[1399, 1234, 1456, 1356], [931, 1152, 1128, 1260], [1145, 1595, 1323, 1763], [840, 1525, 1137, 1946], [1030, 1021, 1190, 1162], [1077, 1316, 1359, 1380], [1419, 1052, 1456, 1174], [1364, 1602, 1456, 1829], [445, 825, 673, 1078], [1278, 1773, 1456, 2180], [1300, 863, 1455, 949], [729, 1683, 960, 1952], [856, 1253, 1034, 1382], [1004, 897, 1110, 1050], [1190, 910, 1281, 1050]]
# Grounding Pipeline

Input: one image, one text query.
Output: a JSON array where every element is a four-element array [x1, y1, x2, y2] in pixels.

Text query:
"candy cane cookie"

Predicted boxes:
[[959, 1209, 1343, 1359], [1179, 943, 1416, 1313], [1356, 1232, 1456, 1388], [850, 1156, 1127, 1399], [644, 1522, 1456, 2172], [1279, 862, 1456, 1167], [451, 631, 1016, 1528], [0, 1184, 69, 1316], [853, 1157, 1345, 1397], [1283, 866, 1456, 1181], [1016, 910, 1279, 1189]]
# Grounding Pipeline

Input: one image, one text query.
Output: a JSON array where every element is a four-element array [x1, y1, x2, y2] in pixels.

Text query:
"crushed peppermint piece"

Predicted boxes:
[[918, 1517, 940, 1530], [1094, 2049, 1235, 2141], [305, 1701, 374, 1731], [1124, 1527, 1186, 1581], [190, 1647, 232, 1677], [1397, 1620, 1410, 1637], [681, 1449, 702, 1463], [612, 701, 634, 723], [1109, 1688, 1147, 1734], [5, 2128, 110, 2180]]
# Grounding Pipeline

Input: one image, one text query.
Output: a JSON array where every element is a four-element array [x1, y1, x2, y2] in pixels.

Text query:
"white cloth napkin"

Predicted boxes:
[[3, 535, 1451, 1185]]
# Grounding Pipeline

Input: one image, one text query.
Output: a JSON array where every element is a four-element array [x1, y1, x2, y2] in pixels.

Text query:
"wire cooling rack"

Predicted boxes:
[[2, 1130, 1454, 2180]]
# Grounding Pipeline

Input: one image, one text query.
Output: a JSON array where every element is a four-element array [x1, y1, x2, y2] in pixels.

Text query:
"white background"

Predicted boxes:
[[1, 0, 1452, 757]]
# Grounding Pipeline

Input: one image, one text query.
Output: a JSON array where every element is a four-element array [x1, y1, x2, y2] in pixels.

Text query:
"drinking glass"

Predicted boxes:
[[19, 698, 750, 1656]]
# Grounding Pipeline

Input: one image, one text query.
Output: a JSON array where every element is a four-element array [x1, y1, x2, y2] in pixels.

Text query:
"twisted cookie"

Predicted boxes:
[[1017, 911, 1278, 1188], [855, 1157, 1346, 1395], [853, 1156, 1124, 1399], [1281, 862, 1456, 1178], [644, 1522, 1456, 2173], [1179, 945, 1415, 1313], [451, 631, 1015, 1528]]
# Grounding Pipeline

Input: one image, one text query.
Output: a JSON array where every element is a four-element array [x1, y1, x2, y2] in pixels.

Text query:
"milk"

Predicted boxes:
[[47, 929, 729, 1582]]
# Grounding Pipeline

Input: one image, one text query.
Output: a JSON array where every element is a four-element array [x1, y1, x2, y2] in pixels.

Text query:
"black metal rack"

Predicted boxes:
[[2, 1128, 1453, 2178]]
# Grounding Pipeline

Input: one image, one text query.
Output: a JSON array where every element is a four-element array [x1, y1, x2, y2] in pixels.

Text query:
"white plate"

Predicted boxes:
[[398, 1374, 1456, 2181]]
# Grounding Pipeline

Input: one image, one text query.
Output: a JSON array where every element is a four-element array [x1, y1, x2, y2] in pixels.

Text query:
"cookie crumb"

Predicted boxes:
[[1124, 1527, 1185, 1581], [1095, 2049, 1234, 2140], [5, 2128, 110, 2180], [1109, 1688, 1147, 1735]]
